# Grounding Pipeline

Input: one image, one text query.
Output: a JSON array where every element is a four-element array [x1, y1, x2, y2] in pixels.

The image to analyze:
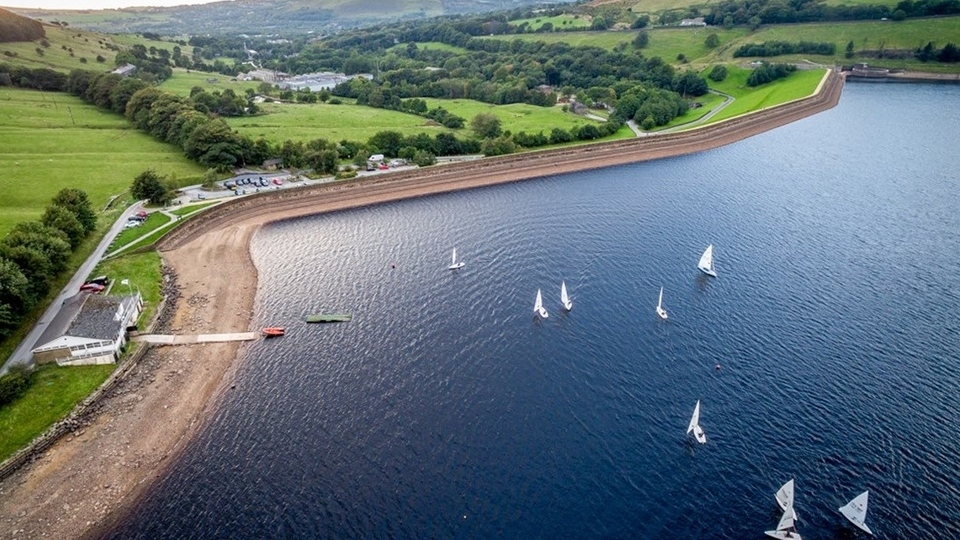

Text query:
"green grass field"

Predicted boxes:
[[228, 96, 625, 146], [0, 87, 205, 237], [419, 98, 614, 135], [92, 251, 162, 325], [388, 41, 469, 54], [158, 68, 261, 97], [0, 24, 125, 73], [0, 363, 114, 463], [739, 18, 960, 70], [227, 99, 453, 144], [705, 66, 826, 122], [485, 17, 960, 72], [510, 14, 591, 31]]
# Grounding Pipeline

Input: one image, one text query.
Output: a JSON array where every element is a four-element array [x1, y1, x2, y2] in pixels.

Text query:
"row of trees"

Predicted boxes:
[[0, 189, 97, 341], [747, 63, 797, 86], [733, 41, 837, 58], [916, 42, 960, 62], [702, 0, 958, 27]]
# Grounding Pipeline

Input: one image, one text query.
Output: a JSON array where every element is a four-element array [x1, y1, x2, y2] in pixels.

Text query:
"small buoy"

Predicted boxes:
[[391, 264, 396, 269], [715, 364, 722, 371]]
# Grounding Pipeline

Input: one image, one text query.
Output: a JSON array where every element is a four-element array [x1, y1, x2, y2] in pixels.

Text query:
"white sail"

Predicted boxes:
[[534, 289, 549, 318], [656, 286, 668, 320], [448, 247, 464, 270], [698, 244, 717, 277], [765, 507, 802, 539], [839, 491, 873, 535], [561, 281, 573, 311], [686, 400, 706, 444], [776, 479, 796, 512]]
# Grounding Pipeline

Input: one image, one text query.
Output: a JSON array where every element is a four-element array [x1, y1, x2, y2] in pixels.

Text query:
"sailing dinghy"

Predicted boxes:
[[561, 281, 573, 311], [776, 479, 798, 521], [448, 247, 465, 270], [656, 287, 668, 320], [698, 244, 717, 277], [686, 400, 706, 444], [534, 289, 549, 319], [765, 506, 802, 539], [839, 491, 873, 535]]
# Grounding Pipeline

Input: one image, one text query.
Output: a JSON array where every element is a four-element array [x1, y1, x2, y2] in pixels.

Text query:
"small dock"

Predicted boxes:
[[131, 332, 259, 344]]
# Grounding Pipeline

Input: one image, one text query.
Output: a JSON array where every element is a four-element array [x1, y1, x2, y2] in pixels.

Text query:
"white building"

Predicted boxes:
[[32, 293, 142, 367]]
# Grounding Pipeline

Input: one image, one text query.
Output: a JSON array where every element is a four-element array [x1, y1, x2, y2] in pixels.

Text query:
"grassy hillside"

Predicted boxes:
[[486, 16, 960, 72], [0, 87, 205, 236], [0, 24, 124, 73]]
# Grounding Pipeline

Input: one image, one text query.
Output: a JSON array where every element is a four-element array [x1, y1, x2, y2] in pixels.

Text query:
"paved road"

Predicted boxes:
[[1, 202, 145, 374]]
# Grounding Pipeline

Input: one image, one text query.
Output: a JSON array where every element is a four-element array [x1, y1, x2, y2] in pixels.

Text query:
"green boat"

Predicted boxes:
[[305, 313, 352, 323]]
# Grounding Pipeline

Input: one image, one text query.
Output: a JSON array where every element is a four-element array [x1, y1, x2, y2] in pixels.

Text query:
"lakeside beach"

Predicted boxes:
[[0, 71, 843, 540]]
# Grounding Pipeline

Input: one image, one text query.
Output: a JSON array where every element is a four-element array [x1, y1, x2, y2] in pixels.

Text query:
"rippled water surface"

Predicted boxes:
[[109, 82, 960, 539]]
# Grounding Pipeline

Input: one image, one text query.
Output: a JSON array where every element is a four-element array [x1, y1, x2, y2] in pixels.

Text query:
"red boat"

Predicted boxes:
[[262, 327, 285, 337]]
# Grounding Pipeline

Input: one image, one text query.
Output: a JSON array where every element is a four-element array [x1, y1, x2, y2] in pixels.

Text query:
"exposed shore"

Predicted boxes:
[[0, 71, 843, 539]]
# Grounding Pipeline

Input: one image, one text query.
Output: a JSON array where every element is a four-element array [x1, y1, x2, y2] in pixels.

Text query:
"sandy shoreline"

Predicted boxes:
[[0, 71, 843, 539]]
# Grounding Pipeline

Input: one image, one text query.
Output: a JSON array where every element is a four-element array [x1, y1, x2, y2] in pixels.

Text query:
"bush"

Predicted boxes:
[[708, 65, 728, 82], [0, 366, 32, 407]]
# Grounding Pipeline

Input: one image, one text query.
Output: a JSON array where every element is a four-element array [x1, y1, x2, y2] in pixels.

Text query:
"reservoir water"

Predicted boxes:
[[108, 82, 960, 539]]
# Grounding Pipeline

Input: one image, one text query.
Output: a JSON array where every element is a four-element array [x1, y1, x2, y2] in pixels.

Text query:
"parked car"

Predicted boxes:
[[135, 211, 148, 218], [79, 282, 105, 293], [272, 178, 284, 186], [89, 275, 109, 286]]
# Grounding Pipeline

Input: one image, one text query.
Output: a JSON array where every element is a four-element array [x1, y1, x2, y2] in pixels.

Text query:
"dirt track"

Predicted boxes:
[[0, 71, 843, 540]]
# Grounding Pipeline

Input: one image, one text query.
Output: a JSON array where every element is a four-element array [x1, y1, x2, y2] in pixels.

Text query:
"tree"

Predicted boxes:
[[705, 34, 720, 49], [708, 65, 728, 82], [50, 188, 97, 234], [674, 71, 708, 97], [131, 170, 169, 204], [633, 31, 650, 49], [41, 205, 86, 249], [0, 256, 33, 338], [845, 41, 855, 58], [470, 112, 502, 139], [631, 15, 650, 29], [4, 221, 71, 273], [590, 16, 610, 31]]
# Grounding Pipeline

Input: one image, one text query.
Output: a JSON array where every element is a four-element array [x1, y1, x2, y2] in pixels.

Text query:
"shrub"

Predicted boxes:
[[0, 366, 32, 407]]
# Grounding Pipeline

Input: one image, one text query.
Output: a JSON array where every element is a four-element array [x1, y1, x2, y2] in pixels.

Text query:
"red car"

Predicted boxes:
[[272, 178, 284, 186], [79, 283, 105, 293]]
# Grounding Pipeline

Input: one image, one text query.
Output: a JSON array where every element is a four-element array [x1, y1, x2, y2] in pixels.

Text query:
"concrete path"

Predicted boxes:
[[131, 332, 260, 345]]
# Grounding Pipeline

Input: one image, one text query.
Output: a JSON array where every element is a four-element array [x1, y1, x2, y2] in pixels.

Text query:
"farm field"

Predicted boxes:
[[0, 87, 205, 236], [510, 14, 591, 31], [485, 17, 960, 73], [419, 98, 615, 136], [158, 68, 261, 97], [228, 97, 626, 147], [226, 100, 454, 144], [388, 41, 469, 54]]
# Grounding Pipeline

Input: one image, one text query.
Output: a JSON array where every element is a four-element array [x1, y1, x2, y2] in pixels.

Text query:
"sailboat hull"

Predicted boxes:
[[698, 266, 717, 277], [448, 263, 465, 270], [656, 307, 668, 319]]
